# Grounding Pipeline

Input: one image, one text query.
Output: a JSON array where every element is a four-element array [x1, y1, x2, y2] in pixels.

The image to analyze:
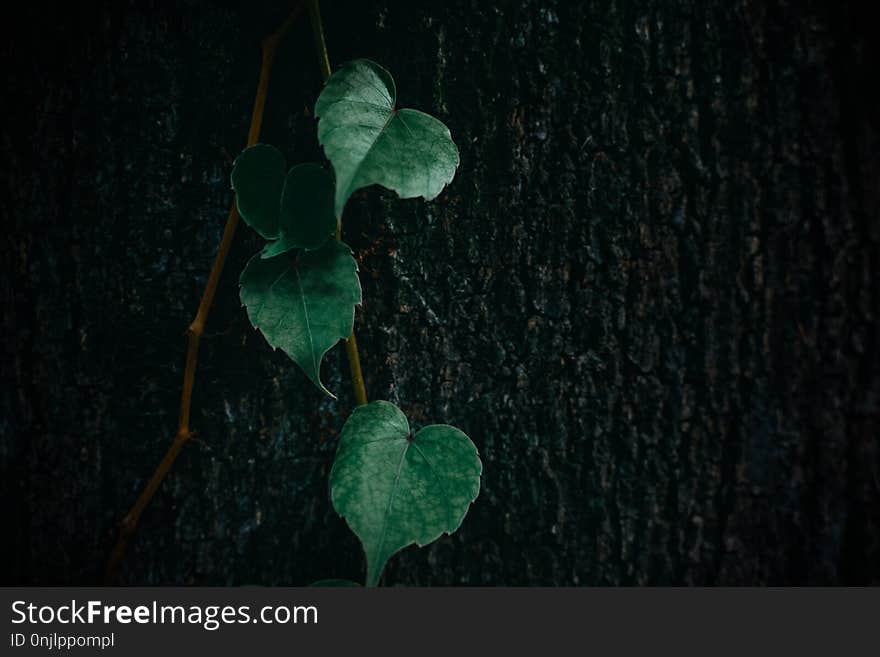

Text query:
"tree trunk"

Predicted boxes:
[[1, 0, 877, 585]]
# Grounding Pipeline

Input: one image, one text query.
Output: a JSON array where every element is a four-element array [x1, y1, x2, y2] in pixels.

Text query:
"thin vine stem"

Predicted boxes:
[[308, 0, 369, 407], [104, 3, 305, 584], [308, 0, 333, 82]]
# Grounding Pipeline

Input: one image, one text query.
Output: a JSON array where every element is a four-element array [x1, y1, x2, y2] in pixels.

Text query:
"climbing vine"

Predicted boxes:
[[107, 2, 481, 587], [234, 57, 481, 587]]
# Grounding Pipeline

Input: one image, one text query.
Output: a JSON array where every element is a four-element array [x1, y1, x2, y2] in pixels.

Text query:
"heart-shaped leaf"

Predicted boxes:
[[315, 59, 460, 217], [231, 143, 286, 239], [233, 146, 337, 252], [263, 163, 337, 257], [330, 400, 481, 586], [239, 240, 361, 398]]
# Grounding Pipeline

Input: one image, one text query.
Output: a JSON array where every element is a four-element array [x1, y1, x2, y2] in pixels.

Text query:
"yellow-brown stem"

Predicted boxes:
[[308, 0, 333, 83], [104, 3, 305, 585], [344, 331, 368, 406], [311, 0, 369, 406]]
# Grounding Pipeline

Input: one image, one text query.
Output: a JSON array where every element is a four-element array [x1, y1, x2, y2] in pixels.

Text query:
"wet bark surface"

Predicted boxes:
[[1, 0, 878, 585]]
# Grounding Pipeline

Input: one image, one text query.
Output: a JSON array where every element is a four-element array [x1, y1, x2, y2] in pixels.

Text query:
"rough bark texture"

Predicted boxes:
[[1, 0, 878, 585]]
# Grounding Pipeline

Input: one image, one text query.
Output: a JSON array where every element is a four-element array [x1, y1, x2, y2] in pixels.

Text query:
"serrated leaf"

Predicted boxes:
[[262, 163, 337, 257], [330, 400, 481, 586], [315, 59, 460, 217], [231, 144, 286, 239], [239, 240, 361, 398]]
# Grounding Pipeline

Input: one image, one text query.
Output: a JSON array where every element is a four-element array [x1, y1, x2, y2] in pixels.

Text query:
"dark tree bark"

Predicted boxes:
[[1, 0, 878, 585]]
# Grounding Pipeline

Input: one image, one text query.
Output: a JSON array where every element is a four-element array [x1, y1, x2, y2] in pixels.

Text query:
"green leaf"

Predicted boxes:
[[239, 240, 361, 398], [315, 59, 460, 217], [310, 579, 361, 587], [330, 400, 481, 586], [262, 163, 337, 257], [231, 144, 286, 239], [232, 145, 336, 253]]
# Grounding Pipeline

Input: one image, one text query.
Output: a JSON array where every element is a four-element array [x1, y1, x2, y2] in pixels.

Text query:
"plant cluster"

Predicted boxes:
[[232, 59, 482, 586]]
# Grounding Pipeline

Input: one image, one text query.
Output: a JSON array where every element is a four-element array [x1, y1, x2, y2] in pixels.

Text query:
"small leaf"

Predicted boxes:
[[239, 240, 361, 398], [231, 144, 286, 239], [315, 59, 460, 217], [330, 400, 481, 586], [262, 163, 337, 257], [310, 579, 361, 587]]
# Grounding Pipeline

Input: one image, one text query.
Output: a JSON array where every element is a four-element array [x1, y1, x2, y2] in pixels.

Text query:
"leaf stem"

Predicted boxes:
[[308, 0, 368, 406], [307, 0, 332, 82], [104, 3, 305, 584]]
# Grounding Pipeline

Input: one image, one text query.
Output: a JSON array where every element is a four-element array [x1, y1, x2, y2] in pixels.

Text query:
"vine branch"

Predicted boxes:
[[307, 0, 369, 407], [104, 3, 305, 584]]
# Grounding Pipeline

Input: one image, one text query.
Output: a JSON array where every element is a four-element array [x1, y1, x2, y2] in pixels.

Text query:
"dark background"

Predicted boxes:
[[1, 0, 878, 585]]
